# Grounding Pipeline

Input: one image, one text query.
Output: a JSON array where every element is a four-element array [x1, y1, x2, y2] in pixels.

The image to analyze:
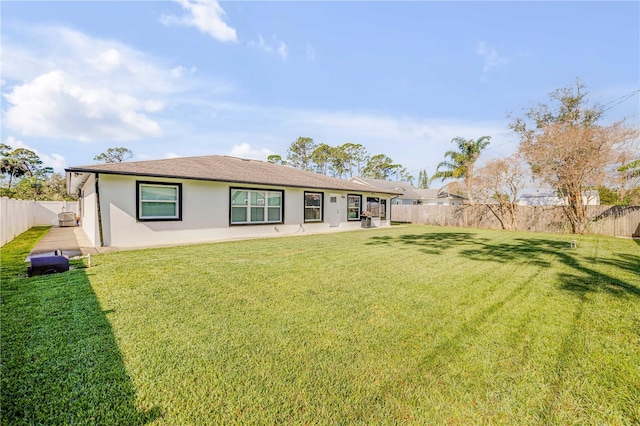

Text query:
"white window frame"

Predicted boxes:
[[137, 182, 181, 221], [230, 188, 283, 225]]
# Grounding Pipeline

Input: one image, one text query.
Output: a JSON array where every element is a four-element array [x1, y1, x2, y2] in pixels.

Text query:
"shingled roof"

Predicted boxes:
[[66, 155, 401, 194], [350, 177, 465, 201], [350, 177, 425, 200]]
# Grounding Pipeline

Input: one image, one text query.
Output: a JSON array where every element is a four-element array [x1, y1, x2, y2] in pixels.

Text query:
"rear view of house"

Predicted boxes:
[[66, 155, 399, 248]]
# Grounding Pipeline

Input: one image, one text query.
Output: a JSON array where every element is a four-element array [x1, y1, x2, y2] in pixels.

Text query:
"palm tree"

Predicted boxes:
[[430, 136, 491, 204]]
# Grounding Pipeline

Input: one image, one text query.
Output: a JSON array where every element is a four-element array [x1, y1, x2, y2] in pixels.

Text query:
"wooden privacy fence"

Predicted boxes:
[[391, 204, 640, 238], [589, 206, 640, 237]]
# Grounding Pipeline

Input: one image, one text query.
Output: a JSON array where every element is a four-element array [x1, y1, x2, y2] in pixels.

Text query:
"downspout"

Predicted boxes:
[[95, 173, 104, 247], [390, 194, 400, 224], [78, 188, 83, 225]]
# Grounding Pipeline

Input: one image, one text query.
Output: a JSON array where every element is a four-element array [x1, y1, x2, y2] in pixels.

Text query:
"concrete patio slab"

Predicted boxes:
[[24, 223, 403, 262], [26, 226, 98, 261]]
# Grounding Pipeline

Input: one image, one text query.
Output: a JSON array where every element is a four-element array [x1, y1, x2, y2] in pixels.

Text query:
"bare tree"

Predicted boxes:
[[510, 79, 638, 233], [476, 156, 528, 230]]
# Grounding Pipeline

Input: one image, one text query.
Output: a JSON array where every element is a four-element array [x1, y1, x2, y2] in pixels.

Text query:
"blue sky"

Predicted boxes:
[[2, 1, 639, 181]]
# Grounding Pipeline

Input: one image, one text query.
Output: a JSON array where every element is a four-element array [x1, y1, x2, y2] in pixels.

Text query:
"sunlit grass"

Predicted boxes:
[[2, 225, 639, 424]]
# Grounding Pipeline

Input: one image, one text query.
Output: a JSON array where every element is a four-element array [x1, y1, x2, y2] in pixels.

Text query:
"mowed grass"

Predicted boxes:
[[2, 225, 639, 425]]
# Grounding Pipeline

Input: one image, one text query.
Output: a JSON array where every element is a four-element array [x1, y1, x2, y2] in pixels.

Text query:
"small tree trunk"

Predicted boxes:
[[486, 205, 508, 230], [507, 203, 518, 230], [565, 191, 588, 234]]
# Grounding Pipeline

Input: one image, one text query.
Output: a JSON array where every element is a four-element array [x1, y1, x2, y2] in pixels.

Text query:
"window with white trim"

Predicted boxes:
[[137, 182, 181, 220], [304, 192, 323, 222], [231, 189, 283, 224], [347, 194, 361, 220]]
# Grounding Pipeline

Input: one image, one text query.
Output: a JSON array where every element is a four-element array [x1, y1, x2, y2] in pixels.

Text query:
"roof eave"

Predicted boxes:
[[64, 167, 401, 195]]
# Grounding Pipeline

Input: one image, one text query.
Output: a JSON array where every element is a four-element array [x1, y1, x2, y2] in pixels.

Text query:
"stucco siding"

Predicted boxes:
[[80, 174, 100, 247], [92, 174, 390, 248]]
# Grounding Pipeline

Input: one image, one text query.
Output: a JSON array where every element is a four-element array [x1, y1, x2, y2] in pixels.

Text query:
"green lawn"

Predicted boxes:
[[2, 225, 639, 425]]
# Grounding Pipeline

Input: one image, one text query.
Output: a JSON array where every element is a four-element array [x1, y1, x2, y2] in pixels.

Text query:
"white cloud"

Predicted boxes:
[[229, 143, 274, 160], [306, 44, 316, 62], [193, 101, 515, 175], [171, 65, 197, 79], [248, 34, 269, 52], [277, 42, 288, 60], [161, 0, 237, 43], [298, 110, 516, 171], [2, 27, 185, 94], [4, 136, 67, 173], [90, 48, 123, 72], [477, 42, 511, 80], [4, 70, 163, 142], [248, 34, 288, 60], [0, 26, 212, 142]]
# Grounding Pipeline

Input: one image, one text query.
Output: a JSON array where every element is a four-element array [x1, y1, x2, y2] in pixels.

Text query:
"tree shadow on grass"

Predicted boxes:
[[557, 254, 640, 298], [365, 230, 639, 422], [1, 235, 160, 425], [457, 234, 640, 421], [476, 239, 640, 298], [371, 231, 640, 298], [599, 253, 640, 276], [368, 231, 486, 255], [457, 237, 567, 268], [366, 230, 638, 422]]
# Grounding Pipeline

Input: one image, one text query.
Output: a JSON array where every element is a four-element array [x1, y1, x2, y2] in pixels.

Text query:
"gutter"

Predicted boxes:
[[390, 194, 401, 219], [65, 167, 402, 196]]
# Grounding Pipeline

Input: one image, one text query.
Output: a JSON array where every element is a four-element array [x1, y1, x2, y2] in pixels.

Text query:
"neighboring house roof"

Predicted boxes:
[[66, 155, 402, 195], [412, 188, 440, 199], [520, 192, 557, 198], [350, 177, 424, 199], [350, 177, 465, 201], [518, 190, 600, 206], [517, 193, 562, 206], [413, 188, 466, 200]]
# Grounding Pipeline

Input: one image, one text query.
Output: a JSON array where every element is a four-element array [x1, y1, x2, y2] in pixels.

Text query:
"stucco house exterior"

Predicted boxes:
[[350, 177, 465, 206], [66, 155, 400, 248]]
